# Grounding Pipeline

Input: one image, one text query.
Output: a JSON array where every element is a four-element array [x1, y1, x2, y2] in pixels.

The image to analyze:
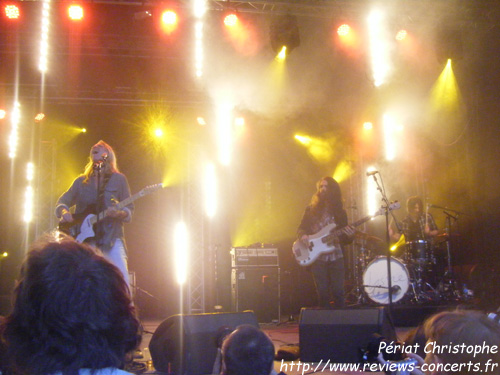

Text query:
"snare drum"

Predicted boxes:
[[405, 240, 431, 264], [363, 256, 410, 304]]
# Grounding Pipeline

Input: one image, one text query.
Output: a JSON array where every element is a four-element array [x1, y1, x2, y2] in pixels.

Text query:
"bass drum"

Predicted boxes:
[[363, 256, 410, 304]]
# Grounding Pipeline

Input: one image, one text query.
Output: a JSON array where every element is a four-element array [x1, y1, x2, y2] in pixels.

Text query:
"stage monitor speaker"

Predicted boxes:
[[231, 267, 280, 323], [149, 311, 259, 375], [299, 307, 396, 363]]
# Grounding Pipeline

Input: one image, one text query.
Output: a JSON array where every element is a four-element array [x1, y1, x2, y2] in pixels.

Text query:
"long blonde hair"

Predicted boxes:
[[82, 140, 120, 183]]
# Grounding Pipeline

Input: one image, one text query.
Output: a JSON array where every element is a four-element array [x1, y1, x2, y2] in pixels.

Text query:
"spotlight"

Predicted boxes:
[[67, 4, 84, 21], [224, 13, 238, 27], [160, 9, 178, 34], [269, 14, 300, 55], [337, 24, 350, 36], [34, 113, 45, 122], [0, 109, 6, 119], [4, 4, 20, 19], [395, 29, 407, 41]]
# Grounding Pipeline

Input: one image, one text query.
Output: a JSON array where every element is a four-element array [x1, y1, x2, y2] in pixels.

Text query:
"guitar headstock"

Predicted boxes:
[[139, 183, 163, 196], [372, 201, 401, 218]]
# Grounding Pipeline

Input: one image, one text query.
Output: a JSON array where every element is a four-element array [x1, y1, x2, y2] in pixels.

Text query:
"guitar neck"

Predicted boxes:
[[331, 215, 373, 237], [90, 189, 151, 225]]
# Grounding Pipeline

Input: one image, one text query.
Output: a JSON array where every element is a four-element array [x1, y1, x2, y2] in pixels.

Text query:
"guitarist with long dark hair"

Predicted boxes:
[[297, 176, 355, 309], [55, 140, 134, 292]]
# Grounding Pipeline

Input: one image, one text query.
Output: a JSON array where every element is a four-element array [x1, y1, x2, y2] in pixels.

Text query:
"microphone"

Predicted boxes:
[[93, 160, 104, 170], [390, 285, 401, 294], [102, 153, 108, 161], [366, 170, 378, 176]]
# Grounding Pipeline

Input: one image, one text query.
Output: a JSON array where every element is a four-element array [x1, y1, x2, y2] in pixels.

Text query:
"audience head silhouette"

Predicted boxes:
[[0, 235, 141, 375], [221, 324, 275, 375]]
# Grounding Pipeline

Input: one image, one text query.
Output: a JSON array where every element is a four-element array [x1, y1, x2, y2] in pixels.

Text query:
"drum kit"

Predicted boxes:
[[348, 230, 464, 306]]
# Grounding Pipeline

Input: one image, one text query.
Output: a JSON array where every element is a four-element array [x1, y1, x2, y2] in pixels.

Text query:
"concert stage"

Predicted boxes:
[[131, 303, 467, 375]]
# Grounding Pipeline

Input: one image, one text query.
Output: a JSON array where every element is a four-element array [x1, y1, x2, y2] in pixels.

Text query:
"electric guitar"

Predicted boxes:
[[58, 183, 163, 243], [292, 202, 401, 266]]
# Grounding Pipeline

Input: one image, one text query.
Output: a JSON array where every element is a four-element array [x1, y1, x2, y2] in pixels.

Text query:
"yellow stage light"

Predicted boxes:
[[363, 122, 373, 130], [395, 29, 407, 41], [294, 134, 311, 145], [224, 13, 238, 27], [337, 24, 350, 36]]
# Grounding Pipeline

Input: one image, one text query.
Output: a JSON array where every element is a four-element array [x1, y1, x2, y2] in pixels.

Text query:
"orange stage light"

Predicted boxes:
[[160, 9, 178, 34], [4, 4, 20, 19], [68, 4, 84, 21]]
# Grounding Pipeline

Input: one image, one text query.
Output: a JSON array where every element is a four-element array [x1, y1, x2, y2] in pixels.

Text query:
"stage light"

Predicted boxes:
[[8, 101, 20, 159], [68, 4, 83, 21], [367, 9, 392, 87], [395, 29, 407, 41], [270, 14, 300, 55], [224, 13, 238, 27], [81, 127, 87, 133], [366, 166, 378, 215], [154, 128, 163, 137], [4, 4, 20, 19], [337, 24, 350, 36], [294, 134, 311, 145], [197, 116, 206, 126], [38, 0, 50, 73], [234, 116, 244, 127], [24, 185, 34, 223], [34, 113, 45, 122], [0, 109, 6, 119], [204, 162, 217, 218], [174, 221, 189, 285], [276, 46, 286, 60], [26, 162, 34, 181], [160, 9, 178, 34], [363, 122, 373, 130], [1, 252, 7, 258]]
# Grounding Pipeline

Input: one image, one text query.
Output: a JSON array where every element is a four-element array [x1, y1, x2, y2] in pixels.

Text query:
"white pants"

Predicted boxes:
[[102, 238, 130, 293]]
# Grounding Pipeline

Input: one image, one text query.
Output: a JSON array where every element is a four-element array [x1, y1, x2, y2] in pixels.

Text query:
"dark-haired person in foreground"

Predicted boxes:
[[0, 235, 141, 375], [221, 324, 283, 375], [407, 309, 500, 375]]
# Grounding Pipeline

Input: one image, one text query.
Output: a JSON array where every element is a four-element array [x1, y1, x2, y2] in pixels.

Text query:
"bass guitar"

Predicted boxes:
[[58, 183, 163, 243], [292, 202, 400, 266]]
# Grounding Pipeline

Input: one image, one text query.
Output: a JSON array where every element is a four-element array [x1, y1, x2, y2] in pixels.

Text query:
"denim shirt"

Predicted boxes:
[[55, 172, 133, 251]]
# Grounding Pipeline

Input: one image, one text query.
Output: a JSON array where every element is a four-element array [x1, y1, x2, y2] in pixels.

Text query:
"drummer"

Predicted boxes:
[[389, 196, 439, 243]]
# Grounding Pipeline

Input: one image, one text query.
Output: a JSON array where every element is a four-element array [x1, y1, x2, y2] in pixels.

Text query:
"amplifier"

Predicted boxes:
[[231, 247, 279, 267]]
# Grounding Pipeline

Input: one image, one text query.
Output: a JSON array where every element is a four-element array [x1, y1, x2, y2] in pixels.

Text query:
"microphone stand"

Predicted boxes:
[[370, 173, 395, 322], [93, 161, 105, 243]]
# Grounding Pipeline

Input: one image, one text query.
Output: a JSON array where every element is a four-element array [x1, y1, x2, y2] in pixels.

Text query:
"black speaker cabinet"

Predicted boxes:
[[149, 311, 259, 375], [231, 267, 280, 323], [299, 307, 396, 363]]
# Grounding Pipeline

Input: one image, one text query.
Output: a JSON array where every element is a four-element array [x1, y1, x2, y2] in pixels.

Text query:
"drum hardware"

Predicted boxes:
[[346, 244, 372, 305]]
